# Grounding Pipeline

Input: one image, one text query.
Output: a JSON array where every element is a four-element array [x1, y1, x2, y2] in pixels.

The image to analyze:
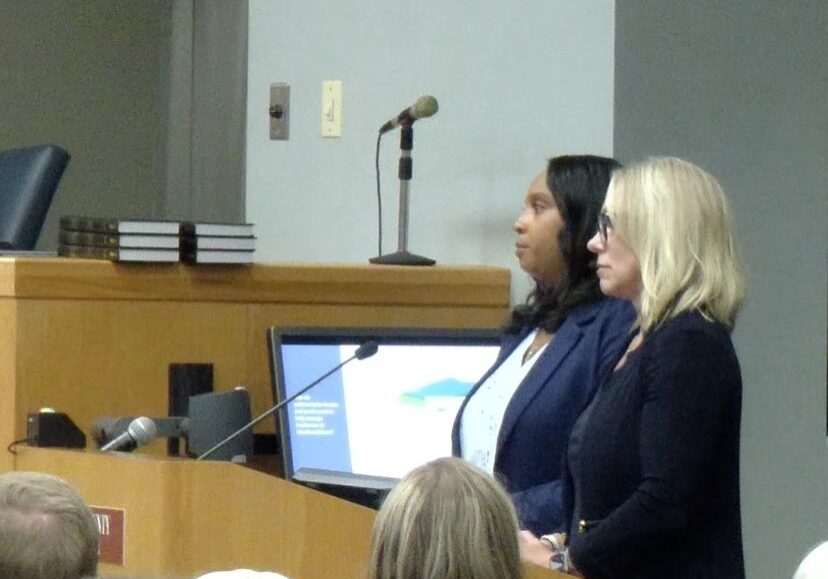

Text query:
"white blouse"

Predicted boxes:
[[460, 329, 548, 474]]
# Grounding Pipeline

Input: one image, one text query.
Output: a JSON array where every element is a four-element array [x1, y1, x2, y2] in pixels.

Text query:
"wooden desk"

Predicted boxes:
[[0, 258, 510, 471], [15, 447, 561, 579]]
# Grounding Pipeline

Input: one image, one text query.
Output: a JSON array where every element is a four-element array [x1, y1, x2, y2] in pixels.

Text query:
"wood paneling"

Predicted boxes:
[[15, 448, 560, 579], [0, 258, 510, 471]]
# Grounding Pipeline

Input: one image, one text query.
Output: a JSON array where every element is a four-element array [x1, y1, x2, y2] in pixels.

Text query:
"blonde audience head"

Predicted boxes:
[[603, 156, 745, 331], [0, 471, 99, 579], [368, 456, 522, 579]]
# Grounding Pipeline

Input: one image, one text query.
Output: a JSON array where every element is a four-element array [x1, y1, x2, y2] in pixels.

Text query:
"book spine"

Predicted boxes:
[[180, 221, 255, 238], [58, 244, 118, 261], [58, 230, 119, 248], [180, 235, 195, 252], [59, 216, 118, 234], [179, 236, 255, 252], [180, 248, 254, 264], [180, 247, 195, 264]]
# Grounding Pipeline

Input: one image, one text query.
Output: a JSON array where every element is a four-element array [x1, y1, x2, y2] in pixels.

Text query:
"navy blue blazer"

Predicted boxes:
[[451, 298, 634, 535], [563, 311, 745, 579]]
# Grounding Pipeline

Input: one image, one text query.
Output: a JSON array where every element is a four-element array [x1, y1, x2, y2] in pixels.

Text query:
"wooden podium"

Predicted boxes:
[[2, 259, 564, 578], [14, 447, 562, 579], [0, 258, 510, 471], [14, 447, 377, 578]]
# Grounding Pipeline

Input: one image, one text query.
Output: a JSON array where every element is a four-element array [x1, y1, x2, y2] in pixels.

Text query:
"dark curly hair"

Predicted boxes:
[[507, 155, 622, 334]]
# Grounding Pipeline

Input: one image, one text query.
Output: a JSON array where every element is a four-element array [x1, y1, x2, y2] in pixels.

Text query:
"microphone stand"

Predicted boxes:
[[370, 124, 436, 266]]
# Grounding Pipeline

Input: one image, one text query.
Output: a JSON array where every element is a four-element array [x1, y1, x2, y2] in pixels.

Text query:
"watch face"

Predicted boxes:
[[549, 552, 566, 572]]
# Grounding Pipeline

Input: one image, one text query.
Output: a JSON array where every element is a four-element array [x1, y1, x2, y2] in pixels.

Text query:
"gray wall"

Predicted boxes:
[[614, 2, 828, 577], [163, 0, 248, 222], [0, 1, 247, 247], [0, 0, 172, 248], [245, 0, 616, 302]]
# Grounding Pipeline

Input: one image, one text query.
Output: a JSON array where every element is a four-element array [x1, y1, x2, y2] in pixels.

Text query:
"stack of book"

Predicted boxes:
[[180, 222, 256, 264], [58, 216, 181, 262]]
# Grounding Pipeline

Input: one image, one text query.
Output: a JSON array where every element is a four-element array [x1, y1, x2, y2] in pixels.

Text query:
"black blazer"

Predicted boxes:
[[452, 298, 634, 534], [564, 311, 745, 579]]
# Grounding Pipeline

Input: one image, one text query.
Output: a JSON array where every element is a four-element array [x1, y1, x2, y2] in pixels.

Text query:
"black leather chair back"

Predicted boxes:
[[0, 144, 70, 249]]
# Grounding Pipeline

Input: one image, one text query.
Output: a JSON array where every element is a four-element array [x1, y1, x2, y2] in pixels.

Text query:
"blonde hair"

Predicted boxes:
[[605, 157, 745, 332], [367, 457, 522, 579], [0, 471, 99, 579]]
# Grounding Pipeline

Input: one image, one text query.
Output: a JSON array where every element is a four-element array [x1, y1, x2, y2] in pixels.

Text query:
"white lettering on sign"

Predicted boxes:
[[93, 513, 111, 536]]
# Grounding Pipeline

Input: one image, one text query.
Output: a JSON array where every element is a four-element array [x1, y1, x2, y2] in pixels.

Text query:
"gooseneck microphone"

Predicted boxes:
[[379, 95, 439, 134], [197, 341, 379, 460], [354, 341, 379, 359], [100, 416, 157, 452]]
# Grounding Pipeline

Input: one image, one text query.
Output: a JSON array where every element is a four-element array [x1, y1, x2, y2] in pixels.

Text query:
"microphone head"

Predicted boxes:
[[413, 95, 439, 119], [355, 341, 379, 360], [127, 417, 157, 447]]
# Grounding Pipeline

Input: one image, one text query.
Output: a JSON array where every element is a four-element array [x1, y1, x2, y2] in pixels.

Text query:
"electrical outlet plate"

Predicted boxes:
[[269, 83, 290, 140]]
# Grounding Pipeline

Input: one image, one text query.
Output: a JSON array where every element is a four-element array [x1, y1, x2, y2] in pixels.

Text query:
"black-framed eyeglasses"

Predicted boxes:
[[597, 211, 613, 243]]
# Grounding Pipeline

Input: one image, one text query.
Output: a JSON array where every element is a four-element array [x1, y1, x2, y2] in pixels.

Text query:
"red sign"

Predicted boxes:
[[90, 506, 125, 566]]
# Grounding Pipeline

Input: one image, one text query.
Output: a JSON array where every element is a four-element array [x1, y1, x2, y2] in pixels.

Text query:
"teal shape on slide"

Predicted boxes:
[[400, 378, 474, 406]]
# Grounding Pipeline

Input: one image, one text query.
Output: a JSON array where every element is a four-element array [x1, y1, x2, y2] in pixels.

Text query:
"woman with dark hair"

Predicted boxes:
[[452, 155, 634, 535]]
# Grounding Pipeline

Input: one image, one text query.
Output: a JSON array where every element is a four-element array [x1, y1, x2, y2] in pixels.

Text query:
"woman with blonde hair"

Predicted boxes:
[[521, 157, 746, 578], [368, 457, 522, 579]]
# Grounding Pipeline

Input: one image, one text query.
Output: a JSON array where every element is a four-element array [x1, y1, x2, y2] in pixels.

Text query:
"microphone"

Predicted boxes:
[[379, 96, 439, 134], [99, 417, 158, 452], [355, 341, 379, 359], [92, 416, 188, 448], [197, 341, 379, 460]]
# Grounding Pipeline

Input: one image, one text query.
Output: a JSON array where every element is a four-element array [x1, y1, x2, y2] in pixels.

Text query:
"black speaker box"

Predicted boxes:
[[26, 412, 86, 448]]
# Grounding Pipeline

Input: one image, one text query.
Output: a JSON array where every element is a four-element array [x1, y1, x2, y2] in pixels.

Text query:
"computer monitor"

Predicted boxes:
[[268, 327, 501, 486]]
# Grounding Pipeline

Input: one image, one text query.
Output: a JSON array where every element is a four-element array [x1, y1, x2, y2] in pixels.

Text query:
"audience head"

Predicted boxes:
[[0, 471, 98, 579], [368, 457, 522, 579], [198, 570, 290, 579], [793, 541, 828, 579], [511, 154, 621, 332], [589, 156, 745, 331]]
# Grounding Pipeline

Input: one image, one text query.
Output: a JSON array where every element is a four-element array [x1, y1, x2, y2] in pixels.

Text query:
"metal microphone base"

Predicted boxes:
[[369, 250, 436, 266]]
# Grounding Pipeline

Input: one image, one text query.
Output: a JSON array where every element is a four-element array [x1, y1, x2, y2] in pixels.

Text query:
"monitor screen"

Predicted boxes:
[[268, 327, 501, 482]]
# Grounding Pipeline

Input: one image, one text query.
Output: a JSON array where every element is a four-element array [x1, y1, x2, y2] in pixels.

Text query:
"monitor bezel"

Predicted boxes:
[[267, 326, 501, 482]]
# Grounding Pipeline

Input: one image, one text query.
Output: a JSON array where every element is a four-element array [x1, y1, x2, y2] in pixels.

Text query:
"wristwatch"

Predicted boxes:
[[548, 549, 570, 573]]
